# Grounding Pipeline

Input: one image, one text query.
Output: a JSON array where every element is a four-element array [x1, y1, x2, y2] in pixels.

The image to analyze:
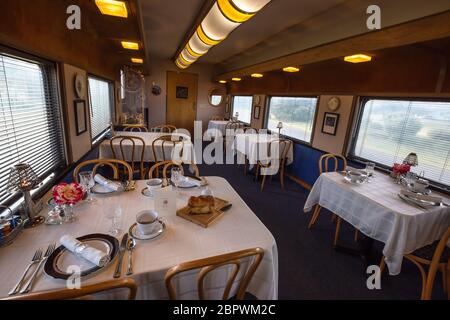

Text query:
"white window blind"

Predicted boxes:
[[267, 97, 318, 143], [232, 96, 253, 123], [352, 99, 450, 187], [88, 77, 113, 140], [0, 53, 65, 205]]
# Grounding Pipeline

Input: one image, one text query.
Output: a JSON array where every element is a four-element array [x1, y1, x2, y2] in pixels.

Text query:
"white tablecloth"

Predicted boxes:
[[0, 178, 278, 300], [233, 134, 294, 173], [99, 131, 195, 163], [204, 121, 230, 140], [304, 172, 450, 275]]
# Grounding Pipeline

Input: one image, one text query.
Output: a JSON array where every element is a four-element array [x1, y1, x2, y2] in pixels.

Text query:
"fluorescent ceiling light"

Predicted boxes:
[[251, 73, 263, 78], [131, 58, 143, 64], [344, 54, 372, 63], [95, 0, 128, 18], [219, 80, 227, 84], [232, 77, 242, 81], [121, 41, 139, 50]]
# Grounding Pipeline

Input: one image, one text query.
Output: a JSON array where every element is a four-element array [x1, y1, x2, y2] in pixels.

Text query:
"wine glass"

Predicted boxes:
[[365, 162, 375, 182], [171, 168, 183, 188], [104, 206, 123, 236], [79, 171, 96, 203]]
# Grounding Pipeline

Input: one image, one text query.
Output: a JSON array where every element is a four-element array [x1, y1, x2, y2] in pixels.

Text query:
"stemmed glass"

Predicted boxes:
[[171, 168, 183, 188], [104, 206, 123, 236], [79, 171, 96, 203], [365, 162, 375, 182]]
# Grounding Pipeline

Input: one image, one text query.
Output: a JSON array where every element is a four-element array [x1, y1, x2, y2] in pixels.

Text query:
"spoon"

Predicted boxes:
[[126, 237, 136, 276]]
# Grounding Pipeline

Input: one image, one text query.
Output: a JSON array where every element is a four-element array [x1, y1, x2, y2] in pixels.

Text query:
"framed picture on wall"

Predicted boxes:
[[176, 86, 189, 99], [74, 100, 87, 136], [321, 112, 339, 136], [253, 105, 261, 119]]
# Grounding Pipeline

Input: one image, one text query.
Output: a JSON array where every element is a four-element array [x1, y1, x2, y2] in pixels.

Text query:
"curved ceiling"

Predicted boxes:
[[139, 0, 450, 71]]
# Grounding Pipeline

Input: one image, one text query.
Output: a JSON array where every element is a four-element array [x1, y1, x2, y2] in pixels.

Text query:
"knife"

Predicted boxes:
[[113, 233, 128, 278]]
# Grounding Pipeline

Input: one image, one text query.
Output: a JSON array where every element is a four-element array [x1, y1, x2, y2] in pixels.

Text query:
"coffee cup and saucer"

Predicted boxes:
[[129, 210, 166, 241], [141, 179, 163, 197], [406, 178, 431, 195], [344, 170, 368, 184]]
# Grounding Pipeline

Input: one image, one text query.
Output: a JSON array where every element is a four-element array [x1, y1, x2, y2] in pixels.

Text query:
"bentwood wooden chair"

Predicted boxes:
[[255, 139, 292, 191], [109, 135, 146, 180], [123, 125, 148, 132], [73, 159, 133, 183], [380, 227, 450, 300], [150, 125, 177, 133], [165, 248, 264, 300], [152, 135, 184, 162], [4, 278, 137, 300], [148, 161, 200, 179]]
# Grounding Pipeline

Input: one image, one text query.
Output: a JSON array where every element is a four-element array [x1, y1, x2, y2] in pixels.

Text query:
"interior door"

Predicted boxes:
[[166, 71, 198, 134]]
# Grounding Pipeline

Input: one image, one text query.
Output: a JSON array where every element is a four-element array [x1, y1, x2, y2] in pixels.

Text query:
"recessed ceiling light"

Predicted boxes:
[[232, 78, 242, 82], [131, 58, 143, 64], [251, 73, 264, 78], [283, 67, 300, 73], [344, 54, 372, 63], [121, 41, 139, 50], [95, 0, 128, 18], [219, 80, 227, 84]]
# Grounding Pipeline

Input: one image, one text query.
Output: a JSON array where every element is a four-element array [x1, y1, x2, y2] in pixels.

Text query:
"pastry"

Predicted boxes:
[[188, 196, 215, 215]]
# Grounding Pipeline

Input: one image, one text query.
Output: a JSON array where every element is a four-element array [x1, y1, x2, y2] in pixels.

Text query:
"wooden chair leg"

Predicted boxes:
[[280, 162, 285, 190], [331, 214, 337, 222], [354, 229, 359, 242], [261, 173, 267, 191], [379, 256, 386, 275], [244, 158, 248, 175], [333, 217, 342, 247], [254, 163, 260, 182], [307, 205, 322, 229], [440, 265, 447, 294]]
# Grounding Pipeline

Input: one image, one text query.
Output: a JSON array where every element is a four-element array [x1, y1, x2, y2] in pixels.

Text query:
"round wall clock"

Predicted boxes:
[[254, 95, 261, 105], [327, 96, 341, 111], [74, 73, 85, 99]]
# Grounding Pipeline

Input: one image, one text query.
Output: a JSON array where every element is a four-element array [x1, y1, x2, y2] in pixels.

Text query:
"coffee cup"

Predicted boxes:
[[347, 171, 363, 183], [136, 210, 159, 235], [146, 179, 163, 197], [411, 179, 429, 193]]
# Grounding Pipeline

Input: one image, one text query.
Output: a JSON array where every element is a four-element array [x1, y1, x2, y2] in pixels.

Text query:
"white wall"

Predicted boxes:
[[145, 58, 226, 130]]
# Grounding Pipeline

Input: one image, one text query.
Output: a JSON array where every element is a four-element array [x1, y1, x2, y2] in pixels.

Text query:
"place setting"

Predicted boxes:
[[397, 173, 448, 209]]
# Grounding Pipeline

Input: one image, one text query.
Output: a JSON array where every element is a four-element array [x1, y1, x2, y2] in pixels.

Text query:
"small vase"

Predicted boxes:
[[60, 204, 76, 223]]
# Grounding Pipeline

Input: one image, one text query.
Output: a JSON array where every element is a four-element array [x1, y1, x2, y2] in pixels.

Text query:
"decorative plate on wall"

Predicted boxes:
[[327, 96, 341, 111], [74, 73, 85, 99]]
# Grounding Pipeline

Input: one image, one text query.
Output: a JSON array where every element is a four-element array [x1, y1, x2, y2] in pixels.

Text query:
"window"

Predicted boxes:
[[88, 76, 113, 141], [0, 51, 65, 205], [351, 99, 450, 187], [267, 96, 318, 143], [232, 96, 252, 123]]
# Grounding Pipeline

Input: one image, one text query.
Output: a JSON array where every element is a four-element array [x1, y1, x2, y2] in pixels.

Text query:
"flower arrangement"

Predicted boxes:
[[392, 163, 411, 176], [52, 183, 85, 206]]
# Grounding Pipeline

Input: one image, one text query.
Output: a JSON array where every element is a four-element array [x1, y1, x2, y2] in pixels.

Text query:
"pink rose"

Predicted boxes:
[[53, 183, 85, 205]]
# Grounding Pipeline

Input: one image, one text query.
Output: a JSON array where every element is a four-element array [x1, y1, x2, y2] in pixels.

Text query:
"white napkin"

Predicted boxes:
[[400, 189, 442, 204], [178, 177, 202, 187], [60, 235, 110, 267], [94, 174, 123, 192]]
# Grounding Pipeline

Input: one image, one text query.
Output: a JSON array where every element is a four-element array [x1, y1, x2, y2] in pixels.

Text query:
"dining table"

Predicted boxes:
[[205, 120, 231, 140], [304, 171, 450, 275], [233, 133, 294, 171], [99, 131, 195, 164], [0, 177, 278, 300]]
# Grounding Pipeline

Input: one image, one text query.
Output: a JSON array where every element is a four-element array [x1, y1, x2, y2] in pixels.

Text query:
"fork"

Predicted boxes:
[[8, 249, 42, 296], [19, 243, 56, 294]]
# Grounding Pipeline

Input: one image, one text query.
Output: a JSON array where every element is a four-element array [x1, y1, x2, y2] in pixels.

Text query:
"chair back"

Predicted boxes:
[[151, 125, 177, 133], [268, 139, 292, 160], [423, 227, 450, 300], [109, 135, 146, 179], [165, 248, 264, 300], [73, 159, 133, 183], [319, 154, 347, 174], [4, 278, 137, 300], [225, 121, 243, 131], [123, 125, 148, 132], [149, 161, 200, 179], [211, 116, 225, 121], [243, 127, 258, 134], [152, 135, 184, 162]]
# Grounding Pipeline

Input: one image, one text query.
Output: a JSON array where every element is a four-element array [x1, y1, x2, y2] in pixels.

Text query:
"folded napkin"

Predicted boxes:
[[94, 174, 123, 192], [60, 235, 110, 267]]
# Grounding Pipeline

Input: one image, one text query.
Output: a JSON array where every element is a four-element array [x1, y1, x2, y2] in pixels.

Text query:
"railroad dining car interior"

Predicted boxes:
[[0, 0, 450, 303]]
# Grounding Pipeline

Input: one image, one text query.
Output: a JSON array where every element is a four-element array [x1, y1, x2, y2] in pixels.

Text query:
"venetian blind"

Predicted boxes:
[[88, 77, 113, 141], [0, 53, 65, 205], [352, 99, 450, 187]]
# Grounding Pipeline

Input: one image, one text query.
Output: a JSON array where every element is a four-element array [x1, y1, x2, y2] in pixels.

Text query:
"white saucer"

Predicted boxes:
[[343, 176, 365, 185], [129, 220, 166, 241]]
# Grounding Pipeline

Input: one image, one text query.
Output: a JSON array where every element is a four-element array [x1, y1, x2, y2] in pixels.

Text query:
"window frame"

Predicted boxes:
[[348, 96, 450, 191], [0, 45, 67, 208], [264, 95, 319, 146], [231, 95, 253, 125], [87, 74, 115, 143]]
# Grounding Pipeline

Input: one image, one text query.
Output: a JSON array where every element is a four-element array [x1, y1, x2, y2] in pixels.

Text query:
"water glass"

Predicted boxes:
[[104, 206, 123, 236], [365, 162, 375, 176], [171, 168, 183, 188], [79, 171, 96, 203]]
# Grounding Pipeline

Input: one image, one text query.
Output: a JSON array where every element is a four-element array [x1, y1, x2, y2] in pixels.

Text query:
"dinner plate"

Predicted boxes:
[[174, 176, 203, 189], [398, 193, 441, 209], [91, 183, 122, 195], [44, 234, 119, 280], [129, 220, 166, 241]]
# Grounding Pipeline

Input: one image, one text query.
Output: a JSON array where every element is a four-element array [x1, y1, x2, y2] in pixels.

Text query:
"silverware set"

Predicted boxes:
[[9, 243, 56, 296], [113, 233, 136, 278]]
